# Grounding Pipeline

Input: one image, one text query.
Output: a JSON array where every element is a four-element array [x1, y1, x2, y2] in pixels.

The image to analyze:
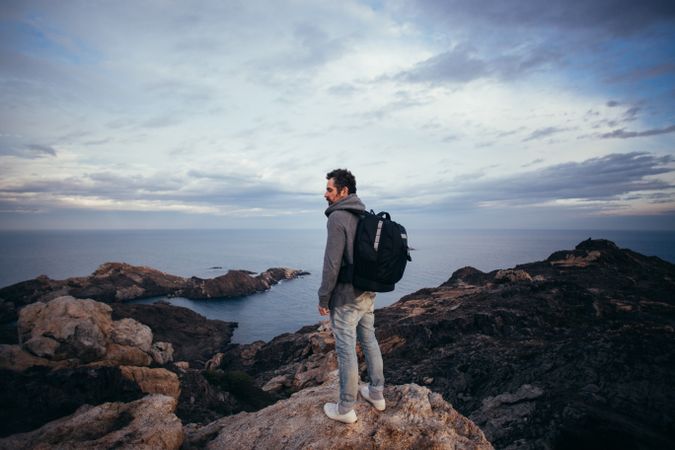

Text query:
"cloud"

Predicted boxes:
[[408, 0, 675, 36], [0, 139, 57, 158], [488, 152, 672, 201], [599, 124, 675, 139], [523, 127, 569, 142], [393, 43, 559, 85], [395, 45, 488, 84], [425, 152, 675, 209], [0, 167, 321, 216]]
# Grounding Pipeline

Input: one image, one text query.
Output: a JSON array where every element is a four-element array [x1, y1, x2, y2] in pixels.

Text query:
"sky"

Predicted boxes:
[[1, 0, 674, 230]]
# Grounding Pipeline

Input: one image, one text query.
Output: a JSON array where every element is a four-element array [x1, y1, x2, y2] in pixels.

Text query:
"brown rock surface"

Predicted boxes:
[[119, 366, 181, 399], [150, 341, 174, 365], [14, 296, 160, 368], [18, 296, 113, 362], [183, 373, 493, 450], [101, 343, 153, 366], [110, 318, 153, 352], [0, 394, 183, 450]]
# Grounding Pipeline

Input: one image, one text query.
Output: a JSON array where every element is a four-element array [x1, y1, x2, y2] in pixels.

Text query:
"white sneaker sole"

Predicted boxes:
[[360, 385, 385, 411], [323, 403, 358, 424]]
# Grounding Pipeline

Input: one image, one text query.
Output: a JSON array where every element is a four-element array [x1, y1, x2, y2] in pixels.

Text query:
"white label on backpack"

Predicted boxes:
[[374, 220, 383, 251]]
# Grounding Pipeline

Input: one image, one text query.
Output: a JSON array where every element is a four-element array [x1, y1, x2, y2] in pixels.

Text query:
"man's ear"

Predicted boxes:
[[340, 186, 349, 197]]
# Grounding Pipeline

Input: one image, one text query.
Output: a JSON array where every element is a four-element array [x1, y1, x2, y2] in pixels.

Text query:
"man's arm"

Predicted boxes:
[[317, 213, 346, 311]]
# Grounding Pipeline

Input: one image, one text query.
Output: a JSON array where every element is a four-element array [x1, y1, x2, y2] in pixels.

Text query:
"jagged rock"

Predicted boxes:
[[183, 373, 493, 450], [216, 239, 675, 450], [150, 341, 174, 365], [375, 239, 675, 449], [173, 366, 280, 425], [0, 394, 183, 450], [18, 297, 113, 362], [494, 269, 532, 283], [111, 302, 236, 363], [0, 263, 309, 308], [111, 318, 153, 353], [13, 296, 163, 369], [119, 366, 181, 399], [219, 321, 338, 397], [101, 343, 152, 366]]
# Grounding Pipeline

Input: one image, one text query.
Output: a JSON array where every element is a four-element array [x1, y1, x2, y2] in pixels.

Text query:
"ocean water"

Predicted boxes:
[[1, 229, 674, 343]]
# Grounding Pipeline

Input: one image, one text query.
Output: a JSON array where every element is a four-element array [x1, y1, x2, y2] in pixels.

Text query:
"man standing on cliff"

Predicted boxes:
[[318, 168, 386, 424]]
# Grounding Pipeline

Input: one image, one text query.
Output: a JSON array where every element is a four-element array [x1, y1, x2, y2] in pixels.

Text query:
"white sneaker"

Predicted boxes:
[[360, 385, 386, 411], [323, 402, 358, 424]]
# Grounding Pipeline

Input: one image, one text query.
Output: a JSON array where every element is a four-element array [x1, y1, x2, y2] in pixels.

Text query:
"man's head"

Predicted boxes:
[[325, 168, 356, 205]]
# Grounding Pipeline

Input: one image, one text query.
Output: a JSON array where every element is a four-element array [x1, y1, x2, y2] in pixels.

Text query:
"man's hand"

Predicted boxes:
[[318, 305, 330, 316]]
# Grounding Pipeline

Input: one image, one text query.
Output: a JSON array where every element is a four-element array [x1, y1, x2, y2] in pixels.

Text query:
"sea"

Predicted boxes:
[[1, 229, 674, 344]]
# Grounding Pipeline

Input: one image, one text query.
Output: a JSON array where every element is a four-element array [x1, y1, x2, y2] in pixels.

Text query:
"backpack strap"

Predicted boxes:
[[336, 208, 368, 284]]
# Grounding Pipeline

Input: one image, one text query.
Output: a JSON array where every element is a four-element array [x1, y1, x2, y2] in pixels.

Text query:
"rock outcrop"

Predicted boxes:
[[110, 302, 236, 363], [0, 394, 183, 450], [0, 263, 309, 321], [213, 239, 675, 450], [8, 296, 173, 368], [183, 372, 493, 450], [219, 320, 338, 397], [378, 239, 675, 450], [0, 296, 182, 437]]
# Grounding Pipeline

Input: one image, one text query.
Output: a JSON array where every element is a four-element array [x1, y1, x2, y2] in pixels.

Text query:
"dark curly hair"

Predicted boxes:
[[326, 168, 356, 194]]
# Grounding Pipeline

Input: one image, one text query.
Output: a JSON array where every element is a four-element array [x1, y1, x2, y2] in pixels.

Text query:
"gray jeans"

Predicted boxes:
[[330, 292, 385, 414]]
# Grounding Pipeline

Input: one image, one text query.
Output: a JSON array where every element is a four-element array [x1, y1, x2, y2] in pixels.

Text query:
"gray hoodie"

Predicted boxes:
[[318, 193, 367, 309]]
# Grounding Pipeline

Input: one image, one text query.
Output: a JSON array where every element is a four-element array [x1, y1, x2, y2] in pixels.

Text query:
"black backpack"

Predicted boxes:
[[339, 210, 412, 292]]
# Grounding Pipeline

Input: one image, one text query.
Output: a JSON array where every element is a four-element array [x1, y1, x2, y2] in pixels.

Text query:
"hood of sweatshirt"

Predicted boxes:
[[324, 193, 366, 217]]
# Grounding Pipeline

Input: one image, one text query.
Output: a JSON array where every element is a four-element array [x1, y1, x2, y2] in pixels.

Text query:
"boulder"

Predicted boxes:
[[11, 296, 173, 370], [183, 373, 492, 449], [150, 341, 174, 365], [102, 343, 152, 367], [111, 302, 236, 363], [119, 366, 181, 399], [18, 297, 112, 362], [0, 394, 183, 450], [110, 318, 153, 353]]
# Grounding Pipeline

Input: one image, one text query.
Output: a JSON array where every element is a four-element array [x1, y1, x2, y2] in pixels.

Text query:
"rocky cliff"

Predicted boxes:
[[183, 371, 492, 450], [215, 239, 675, 450]]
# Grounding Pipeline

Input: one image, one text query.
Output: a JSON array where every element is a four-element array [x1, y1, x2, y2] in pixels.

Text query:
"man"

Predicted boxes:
[[318, 168, 385, 424]]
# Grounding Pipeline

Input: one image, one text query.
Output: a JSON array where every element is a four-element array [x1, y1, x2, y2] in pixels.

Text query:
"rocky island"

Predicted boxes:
[[0, 239, 673, 449], [0, 263, 309, 322]]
